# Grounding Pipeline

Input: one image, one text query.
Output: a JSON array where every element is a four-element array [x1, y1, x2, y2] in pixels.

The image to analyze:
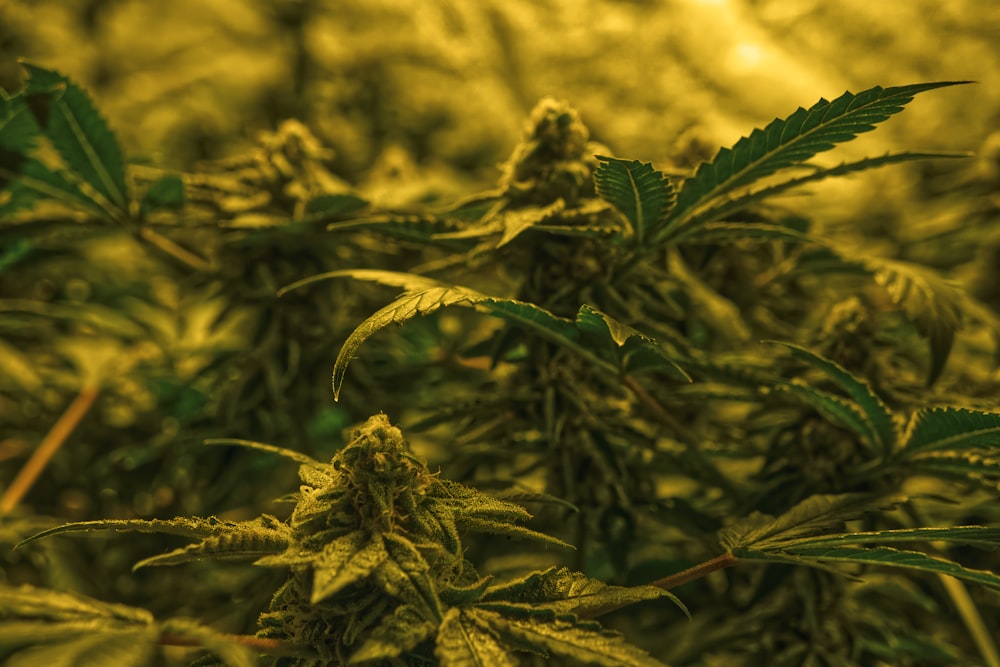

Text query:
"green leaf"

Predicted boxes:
[[661, 82, 968, 237], [861, 257, 964, 385], [132, 516, 292, 569], [22, 63, 128, 213], [204, 437, 321, 466], [718, 493, 897, 551], [574, 305, 690, 380], [906, 451, 1000, 481], [775, 525, 1000, 550], [375, 533, 444, 623], [139, 175, 184, 217], [1, 158, 104, 217], [304, 193, 367, 217], [678, 221, 818, 245], [436, 608, 519, 667], [484, 614, 669, 667], [593, 155, 674, 242], [673, 152, 967, 240], [496, 199, 567, 247], [767, 341, 896, 452], [773, 379, 883, 451], [279, 270, 603, 400], [741, 545, 1000, 592], [900, 407, 1000, 455], [349, 605, 436, 664], [310, 532, 388, 604], [0, 584, 154, 625]]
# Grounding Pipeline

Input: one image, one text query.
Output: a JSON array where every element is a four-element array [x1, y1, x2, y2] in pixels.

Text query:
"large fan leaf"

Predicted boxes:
[[900, 407, 1000, 455], [662, 82, 967, 236], [22, 64, 128, 213], [594, 155, 674, 242]]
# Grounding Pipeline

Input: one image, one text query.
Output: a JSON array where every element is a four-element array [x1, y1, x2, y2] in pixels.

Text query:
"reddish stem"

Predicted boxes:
[[649, 552, 739, 591]]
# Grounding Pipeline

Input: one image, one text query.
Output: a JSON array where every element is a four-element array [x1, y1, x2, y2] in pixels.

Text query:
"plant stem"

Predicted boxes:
[[649, 552, 738, 591], [0, 384, 100, 515], [138, 227, 211, 271], [937, 574, 1000, 667]]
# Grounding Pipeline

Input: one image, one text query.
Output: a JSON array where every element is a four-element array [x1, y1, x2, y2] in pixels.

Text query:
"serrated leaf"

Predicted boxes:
[[775, 525, 1000, 550], [767, 341, 896, 452], [496, 199, 567, 247], [718, 493, 896, 551], [863, 257, 963, 385], [374, 533, 443, 623], [311, 532, 387, 603], [900, 407, 1000, 455], [456, 516, 573, 550], [574, 304, 690, 380], [907, 451, 1000, 481], [484, 614, 669, 667], [0, 584, 154, 625], [279, 270, 599, 400], [749, 545, 1000, 591], [774, 379, 883, 451], [593, 155, 674, 242], [22, 63, 128, 213], [677, 221, 818, 244], [133, 516, 292, 569], [662, 82, 968, 237], [1, 157, 103, 216], [139, 175, 184, 216], [436, 608, 519, 667], [349, 605, 436, 664], [673, 152, 967, 240]]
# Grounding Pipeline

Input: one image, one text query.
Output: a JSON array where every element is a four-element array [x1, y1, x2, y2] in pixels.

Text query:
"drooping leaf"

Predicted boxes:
[[310, 532, 388, 604], [593, 155, 674, 242], [22, 63, 128, 213], [773, 379, 883, 451], [279, 270, 603, 400], [139, 175, 185, 217], [862, 257, 964, 385], [204, 437, 321, 466], [436, 608, 519, 667], [661, 81, 968, 237], [900, 407, 1000, 455], [574, 304, 690, 379], [496, 199, 567, 247], [767, 341, 896, 453]]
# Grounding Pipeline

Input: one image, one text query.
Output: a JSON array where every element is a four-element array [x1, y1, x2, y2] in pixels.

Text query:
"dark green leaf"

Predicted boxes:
[[593, 155, 674, 242], [22, 63, 128, 213], [310, 532, 387, 604], [139, 175, 184, 217], [900, 407, 1000, 455], [436, 608, 519, 667]]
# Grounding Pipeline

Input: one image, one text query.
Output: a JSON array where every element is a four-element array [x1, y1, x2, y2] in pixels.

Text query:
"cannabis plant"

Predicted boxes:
[[4, 61, 1000, 667]]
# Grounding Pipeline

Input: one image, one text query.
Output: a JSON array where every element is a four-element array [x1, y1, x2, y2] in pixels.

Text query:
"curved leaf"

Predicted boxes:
[[436, 608, 519, 667], [311, 532, 387, 604]]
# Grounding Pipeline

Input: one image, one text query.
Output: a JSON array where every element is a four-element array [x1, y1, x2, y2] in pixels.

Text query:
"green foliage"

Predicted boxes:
[[6, 61, 1000, 667]]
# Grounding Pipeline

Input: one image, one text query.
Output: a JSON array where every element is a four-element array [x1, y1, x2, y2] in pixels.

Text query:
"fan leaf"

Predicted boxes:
[[662, 82, 968, 238], [900, 407, 1000, 455]]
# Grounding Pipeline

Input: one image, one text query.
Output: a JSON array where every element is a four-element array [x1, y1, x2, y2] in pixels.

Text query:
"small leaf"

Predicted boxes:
[[349, 605, 436, 664], [139, 175, 184, 217], [304, 193, 367, 217], [774, 379, 882, 451], [497, 199, 567, 247], [311, 532, 387, 604], [593, 155, 674, 242], [436, 608, 518, 667], [375, 533, 443, 623], [900, 407, 1000, 455], [22, 63, 128, 213]]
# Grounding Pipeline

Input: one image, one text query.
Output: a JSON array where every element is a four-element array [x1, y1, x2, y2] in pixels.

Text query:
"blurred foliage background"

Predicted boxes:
[[3, 0, 1000, 660]]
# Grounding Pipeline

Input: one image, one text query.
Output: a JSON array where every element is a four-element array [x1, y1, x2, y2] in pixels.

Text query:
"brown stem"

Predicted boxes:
[[649, 552, 738, 591], [0, 384, 100, 514], [138, 227, 212, 272]]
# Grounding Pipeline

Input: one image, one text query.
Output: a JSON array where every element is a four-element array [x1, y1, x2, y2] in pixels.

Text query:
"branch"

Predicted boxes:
[[0, 384, 100, 514], [648, 552, 738, 591]]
